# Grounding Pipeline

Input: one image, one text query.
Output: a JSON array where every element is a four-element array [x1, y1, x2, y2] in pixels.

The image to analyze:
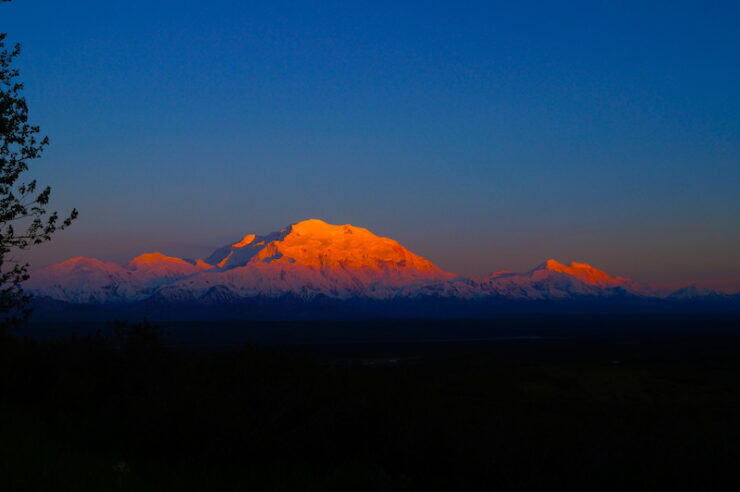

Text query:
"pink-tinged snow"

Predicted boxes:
[[25, 219, 716, 304], [162, 261, 457, 300], [127, 253, 211, 280], [26, 257, 145, 303], [27, 220, 458, 303], [206, 219, 453, 274], [471, 259, 660, 299]]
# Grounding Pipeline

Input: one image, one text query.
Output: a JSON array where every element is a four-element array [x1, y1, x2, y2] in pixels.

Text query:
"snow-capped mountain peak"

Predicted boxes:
[[530, 259, 631, 287], [28, 220, 458, 303], [203, 219, 450, 274], [25, 219, 731, 308], [126, 252, 212, 280]]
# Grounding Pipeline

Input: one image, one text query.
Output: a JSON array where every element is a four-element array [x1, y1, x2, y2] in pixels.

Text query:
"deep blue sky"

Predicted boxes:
[[4, 0, 740, 289]]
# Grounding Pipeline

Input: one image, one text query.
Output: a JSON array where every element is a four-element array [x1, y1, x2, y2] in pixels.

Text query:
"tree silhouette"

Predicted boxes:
[[1, 1, 77, 328]]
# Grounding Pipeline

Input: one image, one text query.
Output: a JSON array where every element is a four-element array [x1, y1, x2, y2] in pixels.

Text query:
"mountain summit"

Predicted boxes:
[[27, 219, 456, 303], [25, 219, 732, 312], [205, 219, 448, 274], [532, 259, 632, 288]]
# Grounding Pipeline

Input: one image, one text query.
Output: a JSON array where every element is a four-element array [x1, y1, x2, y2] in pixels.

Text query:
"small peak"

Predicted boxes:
[[232, 234, 256, 248], [42, 256, 124, 273], [129, 252, 184, 265], [569, 261, 596, 269], [288, 219, 373, 237], [290, 218, 333, 231], [294, 218, 329, 225], [127, 252, 212, 273], [127, 253, 211, 272], [65, 256, 100, 264], [193, 259, 212, 269], [531, 259, 628, 286], [544, 259, 567, 270], [528, 259, 566, 273], [535, 259, 598, 273]]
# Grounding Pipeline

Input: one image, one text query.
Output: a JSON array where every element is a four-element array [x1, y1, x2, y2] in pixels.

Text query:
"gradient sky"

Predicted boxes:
[[3, 1, 740, 290]]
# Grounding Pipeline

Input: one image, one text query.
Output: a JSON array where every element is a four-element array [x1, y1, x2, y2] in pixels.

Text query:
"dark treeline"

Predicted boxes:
[[3, 320, 740, 491]]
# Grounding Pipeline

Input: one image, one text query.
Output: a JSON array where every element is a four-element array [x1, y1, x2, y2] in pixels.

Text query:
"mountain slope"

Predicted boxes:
[[25, 219, 733, 309], [472, 259, 643, 299], [28, 219, 458, 302], [26, 257, 143, 304], [206, 219, 450, 273]]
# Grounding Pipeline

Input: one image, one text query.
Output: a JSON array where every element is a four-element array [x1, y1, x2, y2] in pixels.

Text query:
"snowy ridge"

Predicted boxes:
[[25, 219, 733, 305]]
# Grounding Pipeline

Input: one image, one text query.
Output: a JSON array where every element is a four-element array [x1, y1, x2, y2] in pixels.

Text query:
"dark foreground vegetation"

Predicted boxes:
[[3, 316, 740, 491]]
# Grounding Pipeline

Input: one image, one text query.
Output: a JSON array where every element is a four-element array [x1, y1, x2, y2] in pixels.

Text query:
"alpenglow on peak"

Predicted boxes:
[[25, 218, 719, 310], [205, 218, 451, 272]]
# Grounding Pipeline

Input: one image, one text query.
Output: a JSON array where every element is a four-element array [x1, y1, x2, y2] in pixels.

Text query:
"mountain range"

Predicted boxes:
[[26, 219, 739, 320]]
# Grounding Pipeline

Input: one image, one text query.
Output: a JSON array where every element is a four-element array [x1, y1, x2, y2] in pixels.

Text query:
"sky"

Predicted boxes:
[[3, 0, 739, 291]]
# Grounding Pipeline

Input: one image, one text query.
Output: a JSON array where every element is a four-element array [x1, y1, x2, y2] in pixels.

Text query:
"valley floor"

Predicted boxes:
[[2, 315, 740, 491]]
